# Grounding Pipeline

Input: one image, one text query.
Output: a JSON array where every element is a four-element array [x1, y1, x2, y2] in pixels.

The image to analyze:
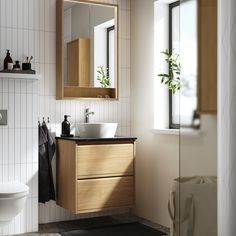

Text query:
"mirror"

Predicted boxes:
[[56, 0, 118, 100]]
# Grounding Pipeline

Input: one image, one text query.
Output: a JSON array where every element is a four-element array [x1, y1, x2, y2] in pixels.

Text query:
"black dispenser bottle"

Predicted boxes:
[[4, 49, 13, 70], [61, 115, 73, 137]]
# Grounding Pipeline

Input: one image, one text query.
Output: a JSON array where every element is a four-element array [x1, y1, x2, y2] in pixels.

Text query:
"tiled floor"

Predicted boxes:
[[19, 214, 169, 236]]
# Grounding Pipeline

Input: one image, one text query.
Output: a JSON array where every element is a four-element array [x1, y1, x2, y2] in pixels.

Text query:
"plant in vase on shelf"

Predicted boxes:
[[158, 49, 180, 94], [97, 66, 110, 88]]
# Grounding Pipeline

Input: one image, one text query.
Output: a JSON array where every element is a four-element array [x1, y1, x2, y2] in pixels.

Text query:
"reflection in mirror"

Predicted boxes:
[[63, 1, 116, 89]]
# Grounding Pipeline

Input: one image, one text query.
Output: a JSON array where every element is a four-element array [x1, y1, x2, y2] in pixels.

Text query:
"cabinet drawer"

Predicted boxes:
[[76, 176, 134, 213], [76, 144, 134, 178]]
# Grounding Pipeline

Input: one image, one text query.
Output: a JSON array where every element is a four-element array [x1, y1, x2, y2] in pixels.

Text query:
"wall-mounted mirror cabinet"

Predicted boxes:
[[56, 0, 119, 100]]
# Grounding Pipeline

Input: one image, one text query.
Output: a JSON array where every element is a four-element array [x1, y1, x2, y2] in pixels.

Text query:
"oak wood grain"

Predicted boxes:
[[67, 38, 90, 87], [76, 176, 134, 212], [76, 144, 134, 178], [198, 0, 217, 113], [56, 139, 77, 213]]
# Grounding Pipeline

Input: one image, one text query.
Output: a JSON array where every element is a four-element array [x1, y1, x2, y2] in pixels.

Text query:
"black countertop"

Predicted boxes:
[[56, 136, 137, 142]]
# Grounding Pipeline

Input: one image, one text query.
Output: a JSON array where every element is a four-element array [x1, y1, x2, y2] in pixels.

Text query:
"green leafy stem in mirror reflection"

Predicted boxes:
[[158, 49, 180, 94], [97, 66, 110, 88]]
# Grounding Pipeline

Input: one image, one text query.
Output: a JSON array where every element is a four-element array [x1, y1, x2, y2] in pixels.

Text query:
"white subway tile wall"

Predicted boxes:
[[0, 78, 39, 235], [0, 0, 130, 234]]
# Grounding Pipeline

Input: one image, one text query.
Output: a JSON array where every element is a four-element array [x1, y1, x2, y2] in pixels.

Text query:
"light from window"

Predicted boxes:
[[154, 0, 198, 130], [179, 0, 198, 127]]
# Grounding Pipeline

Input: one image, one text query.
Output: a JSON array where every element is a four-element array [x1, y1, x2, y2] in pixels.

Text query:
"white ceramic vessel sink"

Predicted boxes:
[[76, 123, 118, 138]]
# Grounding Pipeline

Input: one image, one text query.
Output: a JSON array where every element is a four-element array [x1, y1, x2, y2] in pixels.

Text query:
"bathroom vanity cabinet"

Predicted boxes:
[[56, 137, 136, 214]]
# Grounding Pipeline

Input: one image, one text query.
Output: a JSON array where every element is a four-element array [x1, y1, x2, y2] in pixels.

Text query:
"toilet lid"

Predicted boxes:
[[0, 182, 29, 198]]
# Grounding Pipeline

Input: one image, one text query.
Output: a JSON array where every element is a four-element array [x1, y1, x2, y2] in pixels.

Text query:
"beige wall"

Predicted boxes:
[[180, 115, 217, 177], [130, 0, 217, 227]]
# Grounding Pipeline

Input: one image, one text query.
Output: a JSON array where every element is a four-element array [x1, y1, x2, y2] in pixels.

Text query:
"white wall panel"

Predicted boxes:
[[218, 0, 236, 235], [0, 78, 39, 235]]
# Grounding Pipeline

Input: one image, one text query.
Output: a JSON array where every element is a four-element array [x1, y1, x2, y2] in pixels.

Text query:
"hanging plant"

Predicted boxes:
[[158, 49, 180, 94]]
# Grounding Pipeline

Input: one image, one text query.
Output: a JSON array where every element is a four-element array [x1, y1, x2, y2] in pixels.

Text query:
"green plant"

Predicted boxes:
[[158, 49, 180, 94], [97, 66, 110, 88]]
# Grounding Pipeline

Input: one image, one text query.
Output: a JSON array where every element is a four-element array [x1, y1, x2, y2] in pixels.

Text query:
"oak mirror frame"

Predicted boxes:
[[56, 0, 119, 100]]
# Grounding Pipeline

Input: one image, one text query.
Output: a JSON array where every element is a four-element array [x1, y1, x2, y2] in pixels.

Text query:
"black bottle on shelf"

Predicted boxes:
[[4, 49, 13, 70]]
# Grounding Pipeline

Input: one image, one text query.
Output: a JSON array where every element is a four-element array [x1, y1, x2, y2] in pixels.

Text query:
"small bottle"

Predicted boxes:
[[13, 61, 21, 70], [4, 50, 13, 70], [61, 115, 71, 137]]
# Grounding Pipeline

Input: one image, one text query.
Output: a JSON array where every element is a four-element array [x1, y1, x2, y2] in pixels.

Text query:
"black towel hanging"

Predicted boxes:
[[38, 121, 56, 203]]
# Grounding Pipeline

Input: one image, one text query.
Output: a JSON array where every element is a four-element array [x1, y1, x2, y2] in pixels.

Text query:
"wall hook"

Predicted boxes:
[[42, 117, 46, 125]]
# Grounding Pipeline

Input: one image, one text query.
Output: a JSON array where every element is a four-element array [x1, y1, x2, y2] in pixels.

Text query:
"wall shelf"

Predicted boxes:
[[63, 86, 117, 100], [0, 72, 41, 80]]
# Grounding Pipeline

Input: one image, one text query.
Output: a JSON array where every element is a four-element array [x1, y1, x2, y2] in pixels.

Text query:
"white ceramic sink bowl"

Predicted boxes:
[[77, 123, 118, 138]]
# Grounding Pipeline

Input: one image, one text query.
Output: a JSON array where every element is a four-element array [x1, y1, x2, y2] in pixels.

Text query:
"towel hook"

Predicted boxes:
[[42, 117, 46, 125]]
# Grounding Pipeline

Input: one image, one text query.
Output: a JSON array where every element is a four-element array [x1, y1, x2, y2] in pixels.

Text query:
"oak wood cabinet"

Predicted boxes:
[[197, 0, 217, 113], [56, 138, 136, 214], [67, 38, 90, 87]]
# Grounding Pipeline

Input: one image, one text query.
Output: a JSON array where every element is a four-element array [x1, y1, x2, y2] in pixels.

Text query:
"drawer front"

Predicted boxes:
[[76, 176, 134, 212], [76, 144, 134, 178]]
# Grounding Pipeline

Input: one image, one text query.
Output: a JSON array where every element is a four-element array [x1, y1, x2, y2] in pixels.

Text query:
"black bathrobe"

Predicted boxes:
[[38, 123, 56, 203]]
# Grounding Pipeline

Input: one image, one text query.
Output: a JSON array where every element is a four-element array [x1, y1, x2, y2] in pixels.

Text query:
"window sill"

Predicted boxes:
[[152, 128, 203, 136], [152, 128, 179, 135]]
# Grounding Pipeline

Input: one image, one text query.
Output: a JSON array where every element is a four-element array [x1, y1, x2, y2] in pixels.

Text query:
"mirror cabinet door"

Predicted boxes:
[[56, 0, 119, 100]]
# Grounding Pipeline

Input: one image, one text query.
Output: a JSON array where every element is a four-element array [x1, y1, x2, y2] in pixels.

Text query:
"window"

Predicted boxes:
[[179, 0, 198, 128], [169, 1, 180, 129], [94, 20, 115, 87], [169, 0, 198, 129], [154, 0, 198, 130], [107, 26, 115, 85]]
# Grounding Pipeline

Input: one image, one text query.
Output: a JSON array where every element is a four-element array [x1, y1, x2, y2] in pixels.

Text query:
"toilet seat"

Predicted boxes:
[[0, 182, 29, 198]]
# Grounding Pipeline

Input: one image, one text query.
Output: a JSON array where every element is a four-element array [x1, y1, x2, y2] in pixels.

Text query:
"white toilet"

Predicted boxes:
[[0, 182, 29, 227]]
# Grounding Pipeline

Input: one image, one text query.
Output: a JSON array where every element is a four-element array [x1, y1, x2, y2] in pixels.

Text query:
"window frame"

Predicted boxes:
[[169, 1, 180, 129], [107, 25, 115, 78]]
